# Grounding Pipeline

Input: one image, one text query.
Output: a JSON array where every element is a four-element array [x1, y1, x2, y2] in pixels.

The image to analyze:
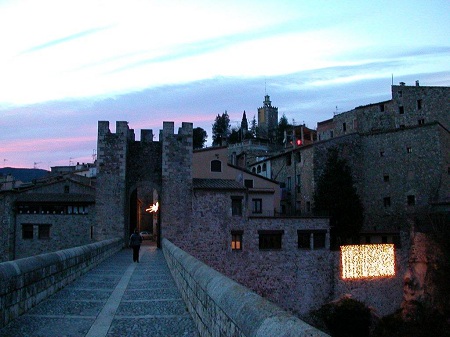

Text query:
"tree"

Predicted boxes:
[[212, 111, 231, 146], [313, 148, 364, 248], [249, 115, 258, 138], [228, 127, 240, 144], [193, 127, 207, 149], [276, 114, 291, 145]]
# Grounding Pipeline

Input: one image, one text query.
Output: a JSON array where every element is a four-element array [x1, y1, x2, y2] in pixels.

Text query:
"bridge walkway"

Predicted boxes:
[[0, 242, 199, 337]]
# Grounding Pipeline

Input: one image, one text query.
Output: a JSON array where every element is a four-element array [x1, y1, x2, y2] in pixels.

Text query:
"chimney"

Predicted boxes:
[[415, 80, 420, 86], [399, 82, 405, 86]]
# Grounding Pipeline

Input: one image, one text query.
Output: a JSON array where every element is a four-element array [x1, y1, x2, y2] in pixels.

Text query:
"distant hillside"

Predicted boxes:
[[0, 167, 50, 183]]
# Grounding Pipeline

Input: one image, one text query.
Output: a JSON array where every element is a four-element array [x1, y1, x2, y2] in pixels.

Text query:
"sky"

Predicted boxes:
[[1, 0, 449, 169]]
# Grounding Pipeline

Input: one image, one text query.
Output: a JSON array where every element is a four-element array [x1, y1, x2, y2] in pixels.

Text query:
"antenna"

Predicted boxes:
[[265, 79, 266, 95], [92, 149, 97, 162], [33, 162, 41, 169], [391, 73, 394, 86], [3, 159, 7, 168]]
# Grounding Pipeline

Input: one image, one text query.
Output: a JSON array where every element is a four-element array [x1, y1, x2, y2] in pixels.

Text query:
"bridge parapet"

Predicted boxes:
[[0, 238, 122, 328], [162, 238, 330, 337]]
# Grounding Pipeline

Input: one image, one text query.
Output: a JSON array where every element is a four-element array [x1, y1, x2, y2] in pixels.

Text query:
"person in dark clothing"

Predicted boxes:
[[129, 229, 143, 262]]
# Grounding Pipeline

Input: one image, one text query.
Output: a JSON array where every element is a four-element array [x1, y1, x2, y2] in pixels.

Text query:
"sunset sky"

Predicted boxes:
[[1, 0, 449, 169]]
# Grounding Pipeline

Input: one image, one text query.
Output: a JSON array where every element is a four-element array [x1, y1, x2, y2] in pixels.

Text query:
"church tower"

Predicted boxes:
[[257, 95, 278, 141]]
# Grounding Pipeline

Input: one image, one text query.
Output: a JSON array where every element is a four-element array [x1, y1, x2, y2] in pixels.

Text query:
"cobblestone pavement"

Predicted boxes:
[[0, 242, 199, 337]]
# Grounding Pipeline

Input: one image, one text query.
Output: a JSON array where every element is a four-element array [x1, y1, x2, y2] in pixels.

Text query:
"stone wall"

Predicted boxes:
[[0, 193, 15, 262], [162, 238, 330, 337], [0, 238, 122, 328]]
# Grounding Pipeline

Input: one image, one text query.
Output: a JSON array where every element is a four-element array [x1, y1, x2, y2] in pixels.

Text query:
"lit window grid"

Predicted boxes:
[[341, 244, 395, 279]]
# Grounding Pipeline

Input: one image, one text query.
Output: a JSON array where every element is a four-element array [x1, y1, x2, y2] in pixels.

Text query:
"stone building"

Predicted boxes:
[[0, 175, 95, 261]]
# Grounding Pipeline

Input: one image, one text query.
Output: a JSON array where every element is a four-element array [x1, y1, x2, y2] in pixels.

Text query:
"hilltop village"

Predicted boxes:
[[0, 81, 449, 327]]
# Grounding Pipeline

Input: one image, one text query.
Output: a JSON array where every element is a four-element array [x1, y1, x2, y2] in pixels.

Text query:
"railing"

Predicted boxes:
[[162, 238, 330, 337], [0, 238, 123, 328]]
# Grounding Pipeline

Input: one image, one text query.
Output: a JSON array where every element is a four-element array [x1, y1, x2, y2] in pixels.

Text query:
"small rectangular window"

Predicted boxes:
[[383, 175, 390, 182], [380, 150, 385, 157], [399, 106, 404, 114], [384, 197, 391, 207], [407, 147, 412, 154], [90, 226, 94, 239], [252, 199, 262, 213], [22, 224, 34, 239], [244, 179, 254, 188], [38, 224, 51, 239], [231, 197, 243, 216], [379, 104, 385, 112], [298, 231, 311, 249], [343, 122, 347, 132], [417, 99, 422, 110], [231, 231, 243, 250], [313, 232, 326, 249], [286, 153, 292, 166], [398, 91, 403, 98], [258, 230, 283, 250], [306, 201, 311, 212], [211, 160, 222, 172], [407, 195, 416, 206], [418, 119, 425, 125], [286, 177, 291, 190]]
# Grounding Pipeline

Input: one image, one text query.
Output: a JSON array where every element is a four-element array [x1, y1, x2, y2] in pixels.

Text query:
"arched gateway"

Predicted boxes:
[[95, 121, 192, 248]]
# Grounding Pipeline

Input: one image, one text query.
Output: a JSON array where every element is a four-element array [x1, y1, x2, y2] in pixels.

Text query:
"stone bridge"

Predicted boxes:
[[0, 238, 329, 337]]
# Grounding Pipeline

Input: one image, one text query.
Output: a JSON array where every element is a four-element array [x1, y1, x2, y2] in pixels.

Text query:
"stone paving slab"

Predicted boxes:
[[0, 242, 199, 337]]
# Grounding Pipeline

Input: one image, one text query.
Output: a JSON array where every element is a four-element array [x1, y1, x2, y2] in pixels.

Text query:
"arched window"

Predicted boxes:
[[252, 167, 256, 173], [211, 160, 222, 172], [257, 165, 261, 173], [262, 163, 267, 172]]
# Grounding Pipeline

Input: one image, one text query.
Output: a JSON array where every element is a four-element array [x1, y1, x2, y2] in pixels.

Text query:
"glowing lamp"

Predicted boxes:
[[341, 244, 395, 279], [146, 202, 159, 213], [296, 139, 302, 146]]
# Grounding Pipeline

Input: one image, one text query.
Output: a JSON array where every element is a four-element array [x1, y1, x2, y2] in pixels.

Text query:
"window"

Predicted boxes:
[[231, 231, 243, 250], [257, 165, 261, 173], [306, 201, 311, 212], [406, 147, 412, 154], [286, 177, 292, 190], [22, 224, 33, 239], [258, 230, 283, 250], [231, 197, 243, 216], [398, 90, 403, 98], [244, 179, 254, 188], [330, 130, 334, 138], [252, 199, 262, 213], [383, 197, 391, 207], [64, 185, 70, 193], [382, 236, 388, 244], [38, 224, 51, 239], [343, 122, 347, 132], [383, 175, 390, 182], [298, 232, 310, 249], [298, 230, 327, 249], [379, 104, 385, 112], [262, 163, 267, 172], [407, 195, 416, 206], [286, 153, 292, 166], [252, 167, 256, 173], [313, 232, 326, 249], [380, 150, 385, 157], [90, 226, 94, 239], [399, 106, 404, 114], [418, 118, 425, 125], [417, 99, 422, 110], [211, 160, 222, 172]]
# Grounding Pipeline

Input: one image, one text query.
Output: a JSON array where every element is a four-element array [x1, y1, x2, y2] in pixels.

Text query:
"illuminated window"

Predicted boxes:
[[211, 160, 222, 172], [252, 199, 262, 213], [231, 197, 243, 216], [38, 224, 51, 239], [22, 224, 34, 239], [231, 231, 243, 250], [341, 244, 395, 279], [259, 230, 283, 250]]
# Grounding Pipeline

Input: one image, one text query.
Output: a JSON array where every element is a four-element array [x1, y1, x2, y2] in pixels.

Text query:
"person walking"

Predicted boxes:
[[129, 229, 143, 262]]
